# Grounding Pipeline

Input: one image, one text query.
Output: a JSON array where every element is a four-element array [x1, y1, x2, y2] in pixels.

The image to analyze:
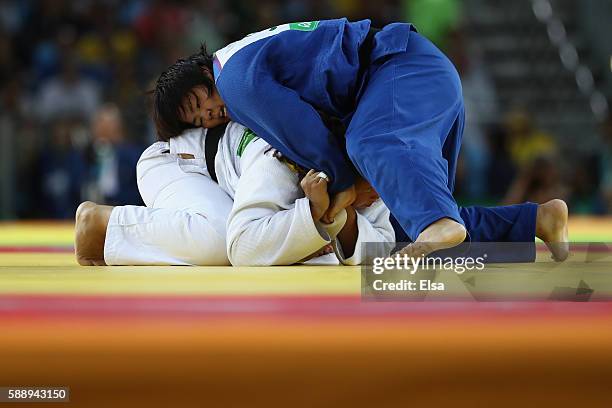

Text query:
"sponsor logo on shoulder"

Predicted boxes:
[[237, 128, 259, 157]]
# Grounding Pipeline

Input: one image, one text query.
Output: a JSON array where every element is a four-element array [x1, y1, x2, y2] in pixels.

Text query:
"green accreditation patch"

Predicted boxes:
[[289, 21, 320, 31], [237, 128, 259, 157]]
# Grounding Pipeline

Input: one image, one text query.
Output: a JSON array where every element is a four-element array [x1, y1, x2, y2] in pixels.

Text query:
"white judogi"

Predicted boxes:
[[224, 133, 394, 266], [104, 123, 394, 265], [104, 138, 233, 265]]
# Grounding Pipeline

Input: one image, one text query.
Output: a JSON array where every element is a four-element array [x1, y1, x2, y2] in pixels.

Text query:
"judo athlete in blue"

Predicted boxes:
[[152, 18, 569, 260]]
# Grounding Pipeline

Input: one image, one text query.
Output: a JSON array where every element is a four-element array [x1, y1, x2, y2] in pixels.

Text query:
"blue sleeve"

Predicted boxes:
[[220, 72, 356, 193]]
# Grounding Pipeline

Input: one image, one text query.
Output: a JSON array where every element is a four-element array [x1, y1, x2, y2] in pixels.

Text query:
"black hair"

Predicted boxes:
[[152, 45, 214, 141]]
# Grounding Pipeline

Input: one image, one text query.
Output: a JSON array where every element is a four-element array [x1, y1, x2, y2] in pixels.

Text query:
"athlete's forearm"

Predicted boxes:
[[336, 206, 358, 258], [333, 201, 395, 265]]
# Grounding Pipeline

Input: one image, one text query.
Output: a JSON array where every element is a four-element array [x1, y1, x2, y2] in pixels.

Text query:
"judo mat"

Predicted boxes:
[[1, 217, 612, 407]]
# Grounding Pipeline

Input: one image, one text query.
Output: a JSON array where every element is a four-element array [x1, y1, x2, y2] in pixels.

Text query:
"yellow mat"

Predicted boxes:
[[1, 219, 612, 407], [1, 215, 612, 247], [0, 217, 611, 296]]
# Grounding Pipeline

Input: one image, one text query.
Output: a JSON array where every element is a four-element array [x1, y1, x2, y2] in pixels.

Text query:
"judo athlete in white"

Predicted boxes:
[[74, 122, 395, 266]]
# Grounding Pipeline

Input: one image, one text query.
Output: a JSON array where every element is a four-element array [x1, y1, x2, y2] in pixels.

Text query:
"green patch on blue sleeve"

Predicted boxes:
[[289, 21, 320, 31]]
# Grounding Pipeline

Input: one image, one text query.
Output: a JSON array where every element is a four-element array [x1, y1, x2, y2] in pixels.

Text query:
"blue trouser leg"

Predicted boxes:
[[391, 202, 539, 262], [460, 203, 539, 262], [346, 32, 465, 242], [460, 203, 538, 242], [392, 203, 538, 243]]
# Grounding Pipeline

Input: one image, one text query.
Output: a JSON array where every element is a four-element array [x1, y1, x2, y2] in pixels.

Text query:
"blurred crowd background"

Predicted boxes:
[[1, 0, 611, 219]]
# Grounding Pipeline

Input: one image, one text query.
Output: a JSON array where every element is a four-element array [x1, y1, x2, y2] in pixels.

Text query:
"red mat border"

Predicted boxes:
[[0, 246, 73, 253], [1, 294, 612, 319]]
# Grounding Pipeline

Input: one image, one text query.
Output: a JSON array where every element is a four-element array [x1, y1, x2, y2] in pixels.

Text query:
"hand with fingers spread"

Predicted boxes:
[[300, 170, 331, 223], [322, 184, 356, 224]]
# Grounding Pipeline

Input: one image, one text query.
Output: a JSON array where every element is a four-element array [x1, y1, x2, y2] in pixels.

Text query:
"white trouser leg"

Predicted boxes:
[[104, 205, 229, 265], [104, 141, 233, 265]]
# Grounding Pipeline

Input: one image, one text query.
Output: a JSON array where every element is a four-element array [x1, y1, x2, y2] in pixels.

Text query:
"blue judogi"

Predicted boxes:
[[392, 203, 539, 262], [213, 18, 537, 243]]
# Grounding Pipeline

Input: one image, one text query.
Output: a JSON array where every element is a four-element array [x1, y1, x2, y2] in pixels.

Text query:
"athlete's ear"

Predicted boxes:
[[200, 66, 213, 80]]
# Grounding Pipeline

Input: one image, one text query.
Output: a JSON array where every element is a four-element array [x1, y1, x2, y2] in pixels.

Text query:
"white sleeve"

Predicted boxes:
[[226, 151, 332, 266], [333, 200, 396, 266]]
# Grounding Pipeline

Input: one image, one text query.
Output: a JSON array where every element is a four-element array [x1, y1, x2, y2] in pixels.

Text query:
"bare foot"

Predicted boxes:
[[536, 199, 569, 261], [397, 218, 467, 258], [74, 201, 113, 266]]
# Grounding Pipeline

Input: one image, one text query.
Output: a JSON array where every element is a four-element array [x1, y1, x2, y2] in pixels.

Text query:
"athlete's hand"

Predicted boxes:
[[301, 170, 330, 223], [300, 244, 334, 262], [322, 185, 356, 224], [353, 177, 380, 209]]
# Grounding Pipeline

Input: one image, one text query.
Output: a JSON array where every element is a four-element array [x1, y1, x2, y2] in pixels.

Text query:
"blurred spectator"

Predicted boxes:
[[504, 109, 557, 169], [403, 0, 460, 50], [568, 154, 601, 214], [599, 115, 612, 213], [502, 109, 566, 205], [339, 0, 396, 27], [36, 54, 101, 122], [0, 78, 19, 219], [86, 104, 143, 206], [134, 0, 190, 64], [0, 28, 15, 84], [503, 155, 569, 205], [0, 0, 608, 218], [183, 0, 227, 53], [449, 27, 498, 200], [39, 119, 87, 218], [0, 1, 27, 35], [1, 76, 42, 219], [486, 125, 516, 200]]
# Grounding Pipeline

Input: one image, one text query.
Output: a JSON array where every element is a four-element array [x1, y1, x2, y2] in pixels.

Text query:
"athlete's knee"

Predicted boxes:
[[346, 132, 408, 165], [75, 201, 113, 266], [76, 201, 112, 232], [76, 201, 97, 225]]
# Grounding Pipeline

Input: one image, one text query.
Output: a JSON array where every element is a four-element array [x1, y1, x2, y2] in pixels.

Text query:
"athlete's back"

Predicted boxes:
[[212, 19, 414, 192]]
